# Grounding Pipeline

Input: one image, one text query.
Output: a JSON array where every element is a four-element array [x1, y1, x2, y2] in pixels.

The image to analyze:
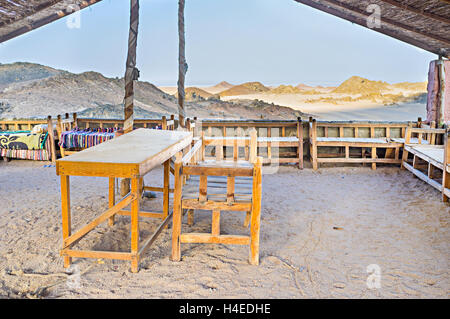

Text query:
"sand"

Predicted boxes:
[[0, 160, 448, 299], [222, 93, 427, 121]]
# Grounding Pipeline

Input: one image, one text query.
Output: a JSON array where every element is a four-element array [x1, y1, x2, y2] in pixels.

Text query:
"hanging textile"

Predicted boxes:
[[59, 128, 116, 149]]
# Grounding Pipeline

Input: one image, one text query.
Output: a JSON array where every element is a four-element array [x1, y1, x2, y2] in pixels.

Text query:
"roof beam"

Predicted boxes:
[[303, 0, 450, 45], [0, 0, 103, 43], [293, 0, 449, 58], [377, 0, 450, 25], [0, 1, 63, 27]]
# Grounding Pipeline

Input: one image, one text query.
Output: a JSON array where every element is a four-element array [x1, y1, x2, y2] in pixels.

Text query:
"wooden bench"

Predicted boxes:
[[0, 116, 57, 162], [401, 125, 449, 201], [197, 118, 304, 168], [171, 129, 263, 265], [308, 118, 416, 170]]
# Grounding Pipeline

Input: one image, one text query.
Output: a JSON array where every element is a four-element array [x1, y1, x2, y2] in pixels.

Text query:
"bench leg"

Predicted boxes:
[[443, 170, 449, 202], [311, 144, 318, 170], [401, 148, 408, 169], [371, 147, 377, 170], [244, 211, 251, 228], [212, 209, 220, 236], [187, 209, 194, 226]]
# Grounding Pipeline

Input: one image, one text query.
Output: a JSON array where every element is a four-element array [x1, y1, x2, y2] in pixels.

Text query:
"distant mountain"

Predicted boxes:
[[0, 62, 64, 86], [219, 81, 270, 97], [296, 83, 313, 90], [175, 87, 213, 101], [0, 62, 303, 120], [203, 81, 234, 94], [0, 65, 179, 119], [270, 85, 303, 94], [332, 76, 391, 94], [392, 81, 427, 91]]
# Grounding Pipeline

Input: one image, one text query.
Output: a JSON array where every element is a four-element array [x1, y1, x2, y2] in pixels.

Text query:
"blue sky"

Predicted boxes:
[[0, 0, 436, 87]]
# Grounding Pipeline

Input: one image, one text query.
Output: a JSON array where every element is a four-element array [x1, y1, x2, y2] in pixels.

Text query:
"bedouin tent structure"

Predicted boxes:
[[0, 0, 449, 125]]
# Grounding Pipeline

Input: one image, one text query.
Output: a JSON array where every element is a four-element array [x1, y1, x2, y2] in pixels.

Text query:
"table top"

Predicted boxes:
[[56, 128, 192, 178]]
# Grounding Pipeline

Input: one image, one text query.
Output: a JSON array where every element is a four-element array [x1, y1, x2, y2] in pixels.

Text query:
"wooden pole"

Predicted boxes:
[[177, 0, 187, 128], [121, 0, 140, 195], [124, 0, 140, 134], [47, 116, 56, 163]]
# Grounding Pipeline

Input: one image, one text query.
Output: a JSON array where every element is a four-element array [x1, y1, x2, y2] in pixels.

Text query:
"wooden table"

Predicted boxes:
[[56, 128, 192, 272]]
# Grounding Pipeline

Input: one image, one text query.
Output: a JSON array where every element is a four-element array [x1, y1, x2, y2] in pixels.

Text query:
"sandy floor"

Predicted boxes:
[[0, 160, 448, 299]]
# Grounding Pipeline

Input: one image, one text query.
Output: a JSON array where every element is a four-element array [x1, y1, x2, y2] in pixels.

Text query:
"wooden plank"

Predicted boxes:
[[117, 210, 165, 219], [317, 158, 401, 164], [180, 233, 250, 245], [182, 199, 251, 211], [138, 211, 173, 256], [61, 250, 132, 261], [183, 166, 253, 177], [143, 186, 174, 193], [63, 193, 135, 248]]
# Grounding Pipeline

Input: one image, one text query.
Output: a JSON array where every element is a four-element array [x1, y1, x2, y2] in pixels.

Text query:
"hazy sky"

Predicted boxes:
[[0, 0, 437, 87]]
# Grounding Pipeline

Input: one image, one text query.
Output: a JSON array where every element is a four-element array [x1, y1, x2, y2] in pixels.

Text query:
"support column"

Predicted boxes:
[[177, 0, 187, 128], [124, 0, 140, 134]]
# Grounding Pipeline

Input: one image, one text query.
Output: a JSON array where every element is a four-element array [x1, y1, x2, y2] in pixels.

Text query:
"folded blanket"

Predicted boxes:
[[0, 131, 48, 150], [59, 127, 116, 149]]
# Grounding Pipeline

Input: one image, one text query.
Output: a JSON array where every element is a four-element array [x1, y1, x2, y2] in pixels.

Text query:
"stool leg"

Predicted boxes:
[[249, 205, 261, 265]]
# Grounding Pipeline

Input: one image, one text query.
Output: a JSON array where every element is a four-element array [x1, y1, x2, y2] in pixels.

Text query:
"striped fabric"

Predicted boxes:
[[59, 128, 116, 149]]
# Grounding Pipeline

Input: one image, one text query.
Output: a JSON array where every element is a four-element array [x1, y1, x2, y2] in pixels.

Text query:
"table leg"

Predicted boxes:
[[171, 158, 183, 262], [130, 177, 140, 273], [60, 175, 72, 268], [108, 177, 115, 226], [163, 159, 170, 219]]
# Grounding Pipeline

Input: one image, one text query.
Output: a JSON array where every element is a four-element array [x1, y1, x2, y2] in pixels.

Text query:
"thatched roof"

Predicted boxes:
[[294, 0, 450, 58], [0, 0, 449, 58], [0, 0, 102, 43]]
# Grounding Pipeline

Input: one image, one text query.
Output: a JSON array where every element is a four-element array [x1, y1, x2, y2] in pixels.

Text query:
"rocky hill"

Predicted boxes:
[[270, 85, 303, 94], [332, 76, 391, 94], [218, 81, 270, 97], [0, 62, 304, 120], [203, 81, 234, 94], [176, 87, 213, 101]]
